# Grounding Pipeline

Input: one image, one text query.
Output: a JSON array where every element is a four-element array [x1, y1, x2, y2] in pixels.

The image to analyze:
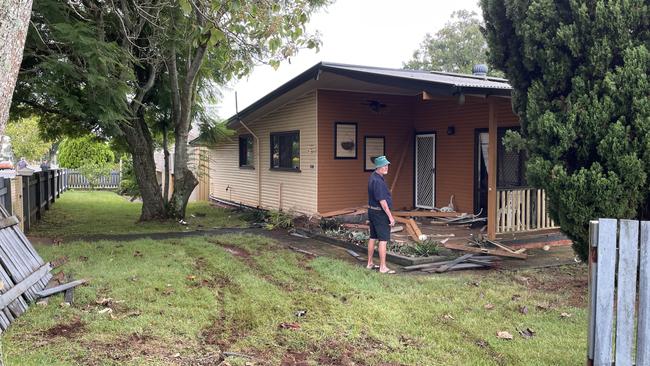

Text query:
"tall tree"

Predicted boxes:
[[14, 0, 329, 220], [5, 116, 52, 161], [404, 10, 497, 75], [0, 0, 34, 134], [482, 0, 650, 260]]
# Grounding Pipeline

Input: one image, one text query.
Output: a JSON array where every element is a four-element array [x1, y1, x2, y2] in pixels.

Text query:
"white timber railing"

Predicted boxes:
[[496, 188, 557, 233]]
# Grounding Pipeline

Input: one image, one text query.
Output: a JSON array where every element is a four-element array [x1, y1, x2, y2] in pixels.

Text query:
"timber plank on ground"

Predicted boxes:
[[444, 243, 528, 259]]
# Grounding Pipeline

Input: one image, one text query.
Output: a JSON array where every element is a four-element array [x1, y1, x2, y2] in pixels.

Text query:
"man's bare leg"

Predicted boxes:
[[378, 241, 390, 272], [367, 239, 376, 268]]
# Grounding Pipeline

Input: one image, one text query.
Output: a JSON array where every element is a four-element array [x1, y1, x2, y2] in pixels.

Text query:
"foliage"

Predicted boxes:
[[4, 116, 52, 162], [117, 155, 139, 197], [15, 0, 331, 220], [390, 239, 441, 257], [58, 135, 114, 169], [404, 10, 502, 76], [265, 210, 294, 230], [482, 0, 650, 260]]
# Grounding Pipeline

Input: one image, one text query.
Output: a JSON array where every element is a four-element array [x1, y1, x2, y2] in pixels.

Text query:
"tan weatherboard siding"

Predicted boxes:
[[413, 96, 519, 213], [317, 90, 416, 213], [210, 91, 318, 214]]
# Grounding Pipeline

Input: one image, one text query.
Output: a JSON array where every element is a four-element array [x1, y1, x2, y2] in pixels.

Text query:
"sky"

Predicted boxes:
[[215, 0, 483, 119]]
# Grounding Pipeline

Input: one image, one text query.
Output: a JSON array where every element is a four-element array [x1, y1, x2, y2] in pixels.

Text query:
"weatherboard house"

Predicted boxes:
[[204, 62, 557, 239]]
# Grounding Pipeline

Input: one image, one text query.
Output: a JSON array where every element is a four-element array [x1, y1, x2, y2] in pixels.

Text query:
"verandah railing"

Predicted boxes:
[[496, 187, 558, 233]]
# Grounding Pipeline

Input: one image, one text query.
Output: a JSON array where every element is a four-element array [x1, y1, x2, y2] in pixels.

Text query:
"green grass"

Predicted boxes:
[[29, 190, 247, 238], [3, 191, 588, 365]]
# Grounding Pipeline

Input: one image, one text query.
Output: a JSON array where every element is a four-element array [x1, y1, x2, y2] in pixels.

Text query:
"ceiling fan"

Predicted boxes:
[[361, 99, 387, 113]]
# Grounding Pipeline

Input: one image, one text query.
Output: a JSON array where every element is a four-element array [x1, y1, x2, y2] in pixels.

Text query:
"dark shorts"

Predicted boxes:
[[368, 208, 390, 241]]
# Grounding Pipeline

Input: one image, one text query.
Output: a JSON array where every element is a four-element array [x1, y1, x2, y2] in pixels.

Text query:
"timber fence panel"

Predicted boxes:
[[615, 220, 639, 366], [593, 218, 617, 365], [638, 221, 650, 365]]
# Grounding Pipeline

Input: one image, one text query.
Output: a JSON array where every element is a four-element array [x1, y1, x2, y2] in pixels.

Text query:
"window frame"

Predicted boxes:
[[334, 122, 358, 159], [238, 134, 254, 169], [269, 130, 301, 172], [363, 136, 386, 171]]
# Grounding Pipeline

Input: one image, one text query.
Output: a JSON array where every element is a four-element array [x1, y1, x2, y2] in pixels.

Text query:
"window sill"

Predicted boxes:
[[270, 168, 301, 173], [239, 165, 255, 170]]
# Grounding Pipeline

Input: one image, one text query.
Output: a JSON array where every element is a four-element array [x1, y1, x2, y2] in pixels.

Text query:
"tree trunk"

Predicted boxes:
[[123, 116, 167, 221], [168, 127, 198, 219], [0, 0, 34, 134], [162, 124, 170, 203]]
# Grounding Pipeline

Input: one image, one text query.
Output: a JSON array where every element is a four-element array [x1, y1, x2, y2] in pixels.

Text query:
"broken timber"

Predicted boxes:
[[444, 242, 528, 259], [0, 206, 86, 332]]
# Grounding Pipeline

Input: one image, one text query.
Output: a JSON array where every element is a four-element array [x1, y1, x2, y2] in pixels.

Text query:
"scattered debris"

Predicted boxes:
[[511, 294, 522, 301], [345, 249, 365, 262], [496, 331, 514, 340], [484, 303, 495, 310], [178, 219, 188, 225], [444, 242, 527, 260], [443, 314, 455, 320], [518, 327, 536, 339], [560, 312, 572, 318], [519, 306, 529, 315], [133, 251, 143, 257], [98, 308, 113, 315], [476, 340, 488, 348], [403, 254, 500, 273], [294, 310, 307, 317], [288, 246, 317, 257], [278, 322, 301, 330]]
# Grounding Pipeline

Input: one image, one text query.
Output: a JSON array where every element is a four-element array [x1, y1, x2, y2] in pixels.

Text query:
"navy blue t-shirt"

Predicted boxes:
[[368, 172, 392, 208]]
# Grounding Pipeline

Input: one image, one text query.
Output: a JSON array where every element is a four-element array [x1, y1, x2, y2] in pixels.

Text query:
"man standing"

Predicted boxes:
[[367, 156, 396, 274]]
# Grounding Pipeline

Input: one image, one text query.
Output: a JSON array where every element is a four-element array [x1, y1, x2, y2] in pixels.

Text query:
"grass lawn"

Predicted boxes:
[[29, 190, 247, 238], [3, 191, 588, 365]]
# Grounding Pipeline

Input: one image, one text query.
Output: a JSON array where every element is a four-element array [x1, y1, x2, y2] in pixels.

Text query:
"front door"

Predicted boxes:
[[415, 133, 435, 209]]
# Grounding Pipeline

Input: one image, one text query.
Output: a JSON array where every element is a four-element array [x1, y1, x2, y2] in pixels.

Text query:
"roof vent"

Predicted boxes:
[[472, 64, 488, 77]]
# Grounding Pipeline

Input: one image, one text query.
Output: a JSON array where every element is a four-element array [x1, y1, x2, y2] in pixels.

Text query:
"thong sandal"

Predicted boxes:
[[366, 264, 380, 270], [380, 269, 396, 274]]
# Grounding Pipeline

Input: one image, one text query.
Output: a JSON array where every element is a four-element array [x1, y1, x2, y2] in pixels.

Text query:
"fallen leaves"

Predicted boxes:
[[496, 331, 513, 340], [278, 322, 301, 330]]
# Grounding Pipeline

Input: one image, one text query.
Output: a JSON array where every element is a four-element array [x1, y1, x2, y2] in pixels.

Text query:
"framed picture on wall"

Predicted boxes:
[[364, 136, 385, 171], [334, 122, 357, 159]]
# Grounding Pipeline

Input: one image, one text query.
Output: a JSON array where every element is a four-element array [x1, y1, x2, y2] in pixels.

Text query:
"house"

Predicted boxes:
[[207, 62, 557, 239]]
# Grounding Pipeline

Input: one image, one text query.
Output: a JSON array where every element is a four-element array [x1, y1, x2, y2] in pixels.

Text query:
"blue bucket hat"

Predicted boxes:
[[374, 155, 390, 168]]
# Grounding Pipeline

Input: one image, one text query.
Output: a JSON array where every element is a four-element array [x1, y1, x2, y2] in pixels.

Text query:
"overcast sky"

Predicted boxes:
[[215, 0, 483, 119]]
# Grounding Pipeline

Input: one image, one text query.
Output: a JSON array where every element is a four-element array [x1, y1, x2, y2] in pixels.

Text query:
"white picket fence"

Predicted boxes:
[[65, 169, 120, 189], [588, 219, 650, 365]]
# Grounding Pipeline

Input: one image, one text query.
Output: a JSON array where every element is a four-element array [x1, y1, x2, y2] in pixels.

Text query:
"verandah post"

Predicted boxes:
[[487, 98, 497, 239]]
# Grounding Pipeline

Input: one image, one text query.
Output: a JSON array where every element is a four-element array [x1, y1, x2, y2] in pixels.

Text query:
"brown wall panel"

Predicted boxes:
[[317, 90, 416, 213]]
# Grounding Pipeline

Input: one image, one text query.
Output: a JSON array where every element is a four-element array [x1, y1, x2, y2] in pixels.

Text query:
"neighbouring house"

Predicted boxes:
[[206, 62, 558, 239], [154, 128, 210, 202]]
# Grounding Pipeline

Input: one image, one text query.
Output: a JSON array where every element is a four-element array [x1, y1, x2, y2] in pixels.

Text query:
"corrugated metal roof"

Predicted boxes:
[[322, 62, 511, 90], [225, 62, 512, 126]]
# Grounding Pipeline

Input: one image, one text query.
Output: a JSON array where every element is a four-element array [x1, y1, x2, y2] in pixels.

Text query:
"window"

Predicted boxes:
[[239, 135, 254, 167], [497, 128, 527, 188], [270, 131, 300, 171]]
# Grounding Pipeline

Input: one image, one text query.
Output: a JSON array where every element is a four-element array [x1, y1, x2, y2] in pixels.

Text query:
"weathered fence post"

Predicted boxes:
[[587, 219, 650, 366]]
